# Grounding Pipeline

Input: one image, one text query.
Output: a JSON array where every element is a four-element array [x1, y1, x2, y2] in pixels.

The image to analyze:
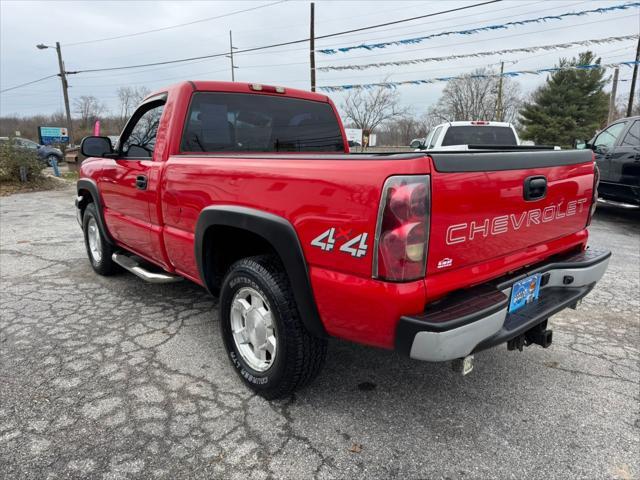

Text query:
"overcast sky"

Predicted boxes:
[[0, 0, 638, 120]]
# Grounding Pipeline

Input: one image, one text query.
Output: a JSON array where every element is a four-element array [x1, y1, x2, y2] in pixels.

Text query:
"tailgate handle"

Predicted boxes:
[[524, 175, 547, 201]]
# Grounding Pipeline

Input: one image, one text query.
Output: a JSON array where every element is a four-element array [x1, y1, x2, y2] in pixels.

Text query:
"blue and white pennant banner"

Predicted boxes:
[[318, 61, 640, 92], [317, 35, 639, 72], [318, 2, 640, 55]]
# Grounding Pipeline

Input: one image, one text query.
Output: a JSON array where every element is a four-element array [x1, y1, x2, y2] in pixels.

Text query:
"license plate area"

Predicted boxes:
[[509, 273, 542, 313]]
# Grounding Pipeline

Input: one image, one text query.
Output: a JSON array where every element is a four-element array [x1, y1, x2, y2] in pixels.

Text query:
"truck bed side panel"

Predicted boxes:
[[161, 155, 430, 282]]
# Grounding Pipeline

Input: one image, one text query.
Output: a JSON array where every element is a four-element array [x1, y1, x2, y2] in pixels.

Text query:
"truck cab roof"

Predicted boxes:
[[145, 81, 331, 105]]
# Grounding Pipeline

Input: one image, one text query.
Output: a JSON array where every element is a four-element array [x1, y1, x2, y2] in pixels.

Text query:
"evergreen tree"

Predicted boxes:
[[519, 51, 609, 147]]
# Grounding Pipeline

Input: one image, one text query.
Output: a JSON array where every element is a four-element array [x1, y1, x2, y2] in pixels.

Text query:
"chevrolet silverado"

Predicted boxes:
[[76, 81, 610, 398]]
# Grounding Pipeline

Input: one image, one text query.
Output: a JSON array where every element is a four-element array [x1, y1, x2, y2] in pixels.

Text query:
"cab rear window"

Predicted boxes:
[[181, 92, 345, 153], [442, 126, 517, 146]]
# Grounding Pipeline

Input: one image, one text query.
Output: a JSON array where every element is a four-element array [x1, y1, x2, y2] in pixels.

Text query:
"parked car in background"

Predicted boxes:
[[577, 116, 639, 206], [417, 121, 520, 150], [0, 136, 63, 166]]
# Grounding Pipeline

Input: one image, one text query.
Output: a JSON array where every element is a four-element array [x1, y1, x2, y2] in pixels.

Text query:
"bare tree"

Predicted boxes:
[[73, 96, 106, 128], [429, 68, 522, 124], [371, 111, 441, 146], [117, 86, 150, 128], [340, 84, 408, 133]]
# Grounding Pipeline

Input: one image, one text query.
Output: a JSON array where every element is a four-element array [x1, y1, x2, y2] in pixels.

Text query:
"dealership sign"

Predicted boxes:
[[38, 126, 69, 145]]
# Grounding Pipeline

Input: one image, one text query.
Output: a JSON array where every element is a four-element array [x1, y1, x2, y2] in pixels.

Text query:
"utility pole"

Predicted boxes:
[[38, 42, 74, 145], [495, 61, 504, 122], [626, 36, 640, 117], [55, 42, 73, 144], [228, 30, 237, 81], [608, 67, 619, 124], [309, 2, 316, 92]]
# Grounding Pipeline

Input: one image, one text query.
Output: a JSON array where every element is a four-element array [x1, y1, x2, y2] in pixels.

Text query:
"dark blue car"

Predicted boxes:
[[0, 136, 63, 166]]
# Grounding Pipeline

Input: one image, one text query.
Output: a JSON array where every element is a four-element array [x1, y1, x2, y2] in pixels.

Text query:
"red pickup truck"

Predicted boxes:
[[76, 81, 610, 398]]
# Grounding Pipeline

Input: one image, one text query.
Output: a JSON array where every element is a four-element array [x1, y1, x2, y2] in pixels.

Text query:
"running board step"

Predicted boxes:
[[112, 253, 182, 284]]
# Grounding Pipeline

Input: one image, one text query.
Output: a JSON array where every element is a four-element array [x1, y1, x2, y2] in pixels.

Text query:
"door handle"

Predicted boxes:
[[135, 175, 148, 190]]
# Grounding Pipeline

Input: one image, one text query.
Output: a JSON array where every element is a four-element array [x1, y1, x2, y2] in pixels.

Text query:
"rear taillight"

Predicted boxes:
[[587, 160, 599, 226], [373, 175, 430, 281]]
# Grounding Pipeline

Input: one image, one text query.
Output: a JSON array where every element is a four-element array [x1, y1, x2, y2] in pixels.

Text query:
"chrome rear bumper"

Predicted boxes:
[[396, 248, 611, 362]]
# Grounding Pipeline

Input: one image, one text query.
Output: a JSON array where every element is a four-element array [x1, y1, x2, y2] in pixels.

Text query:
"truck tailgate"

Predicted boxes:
[[427, 150, 595, 281]]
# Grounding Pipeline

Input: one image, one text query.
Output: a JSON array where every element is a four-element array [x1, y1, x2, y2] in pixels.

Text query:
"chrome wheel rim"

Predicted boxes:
[[230, 287, 277, 372], [87, 217, 102, 263]]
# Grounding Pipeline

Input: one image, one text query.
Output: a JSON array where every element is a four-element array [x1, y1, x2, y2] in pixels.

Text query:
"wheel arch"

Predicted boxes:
[[195, 205, 327, 338], [76, 178, 115, 245]]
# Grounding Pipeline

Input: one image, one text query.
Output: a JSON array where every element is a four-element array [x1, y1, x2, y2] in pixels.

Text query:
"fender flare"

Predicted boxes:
[[76, 178, 115, 245], [195, 205, 327, 338]]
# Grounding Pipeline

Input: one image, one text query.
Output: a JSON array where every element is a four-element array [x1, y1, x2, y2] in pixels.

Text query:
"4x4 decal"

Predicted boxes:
[[310, 228, 336, 251], [311, 228, 369, 258]]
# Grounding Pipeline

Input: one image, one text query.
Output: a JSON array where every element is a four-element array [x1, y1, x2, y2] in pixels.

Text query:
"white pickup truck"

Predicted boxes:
[[417, 121, 521, 151]]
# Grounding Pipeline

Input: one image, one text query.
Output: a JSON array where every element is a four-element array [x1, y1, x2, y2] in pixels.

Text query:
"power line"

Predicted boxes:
[[313, 14, 639, 64], [312, 0, 548, 45], [63, 1, 287, 47], [65, 0, 501, 75], [0, 74, 58, 93], [203, 9, 637, 60], [70, 0, 544, 67], [54, 1, 550, 78], [314, 0, 502, 41], [70, 67, 232, 89]]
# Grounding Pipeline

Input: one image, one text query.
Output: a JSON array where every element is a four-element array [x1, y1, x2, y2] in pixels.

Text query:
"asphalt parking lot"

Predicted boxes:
[[1, 186, 638, 480]]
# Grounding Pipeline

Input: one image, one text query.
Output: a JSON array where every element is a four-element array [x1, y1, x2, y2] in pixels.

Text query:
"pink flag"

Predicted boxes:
[[93, 120, 101, 136]]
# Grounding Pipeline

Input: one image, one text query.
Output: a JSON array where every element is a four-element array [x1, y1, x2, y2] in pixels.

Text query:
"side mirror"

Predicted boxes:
[[573, 139, 586, 150], [593, 144, 607, 154], [81, 136, 114, 157]]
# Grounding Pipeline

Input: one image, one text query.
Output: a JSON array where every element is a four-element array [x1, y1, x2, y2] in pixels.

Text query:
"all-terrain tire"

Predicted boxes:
[[219, 255, 327, 399]]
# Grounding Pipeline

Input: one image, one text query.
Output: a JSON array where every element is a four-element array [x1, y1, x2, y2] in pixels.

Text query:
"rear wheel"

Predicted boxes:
[[82, 203, 117, 276], [219, 255, 327, 399]]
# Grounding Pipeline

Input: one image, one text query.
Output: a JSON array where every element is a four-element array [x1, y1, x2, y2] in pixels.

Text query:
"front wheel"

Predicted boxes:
[[82, 203, 117, 276], [219, 255, 327, 399]]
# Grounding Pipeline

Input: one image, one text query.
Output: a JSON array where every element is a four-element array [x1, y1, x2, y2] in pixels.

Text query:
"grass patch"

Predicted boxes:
[[61, 171, 79, 181]]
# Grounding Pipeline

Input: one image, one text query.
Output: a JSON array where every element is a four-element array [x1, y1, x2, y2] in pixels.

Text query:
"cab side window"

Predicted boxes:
[[621, 120, 639, 147], [594, 122, 627, 150], [120, 100, 165, 158], [428, 126, 442, 149]]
